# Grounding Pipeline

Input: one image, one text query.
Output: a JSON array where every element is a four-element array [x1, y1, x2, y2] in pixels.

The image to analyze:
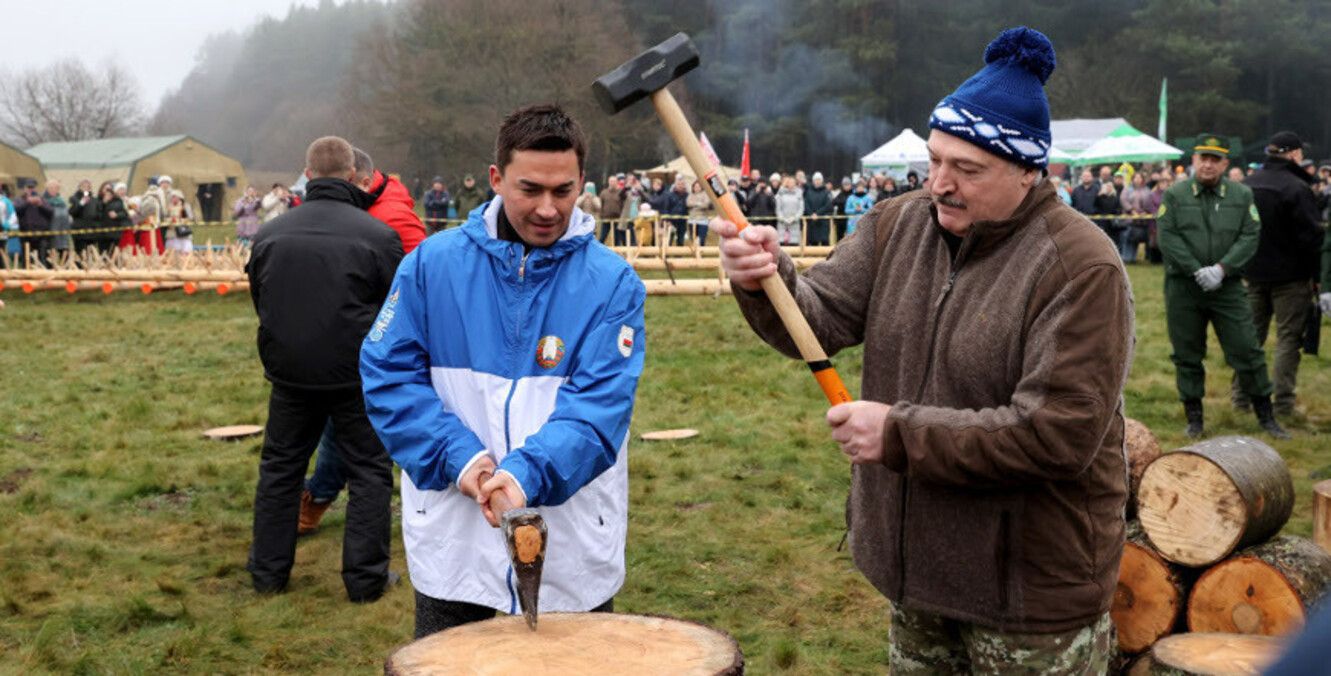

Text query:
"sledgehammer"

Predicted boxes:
[[478, 470, 547, 630], [593, 33, 853, 405]]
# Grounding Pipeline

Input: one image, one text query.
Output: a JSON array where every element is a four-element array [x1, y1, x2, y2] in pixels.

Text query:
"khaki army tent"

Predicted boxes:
[[0, 141, 46, 193], [27, 136, 246, 222], [641, 155, 743, 185]]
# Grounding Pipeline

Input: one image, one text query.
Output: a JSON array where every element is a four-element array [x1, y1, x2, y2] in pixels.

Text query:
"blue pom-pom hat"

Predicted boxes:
[[928, 27, 1057, 168]]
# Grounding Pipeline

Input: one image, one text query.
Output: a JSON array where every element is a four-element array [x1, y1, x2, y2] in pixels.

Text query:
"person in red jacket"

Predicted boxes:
[[297, 147, 428, 534], [356, 150, 425, 254]]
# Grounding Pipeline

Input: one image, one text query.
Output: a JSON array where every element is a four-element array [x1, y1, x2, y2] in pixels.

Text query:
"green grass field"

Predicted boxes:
[[0, 264, 1328, 674]]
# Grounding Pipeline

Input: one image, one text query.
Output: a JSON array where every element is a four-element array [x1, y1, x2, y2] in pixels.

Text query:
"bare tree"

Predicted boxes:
[[343, 0, 663, 182], [0, 59, 145, 146]]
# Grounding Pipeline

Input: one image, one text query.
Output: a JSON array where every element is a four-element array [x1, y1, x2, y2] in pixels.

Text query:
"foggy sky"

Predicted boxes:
[[4, 0, 328, 108]]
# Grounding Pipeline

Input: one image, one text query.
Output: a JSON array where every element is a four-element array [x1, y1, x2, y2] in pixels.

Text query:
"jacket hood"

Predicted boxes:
[[462, 196, 596, 261], [307, 177, 374, 209], [1262, 156, 1315, 185], [369, 171, 416, 208]]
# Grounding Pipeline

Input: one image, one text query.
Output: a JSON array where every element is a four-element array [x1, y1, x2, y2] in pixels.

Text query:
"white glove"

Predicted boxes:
[[1193, 264, 1225, 292], [1319, 292, 1331, 316]]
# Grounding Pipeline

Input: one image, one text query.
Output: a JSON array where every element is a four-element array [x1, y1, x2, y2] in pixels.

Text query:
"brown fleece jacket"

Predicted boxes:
[[734, 181, 1134, 632]]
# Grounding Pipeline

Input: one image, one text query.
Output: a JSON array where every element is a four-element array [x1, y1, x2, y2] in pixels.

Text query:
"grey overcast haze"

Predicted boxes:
[[5, 0, 330, 108]]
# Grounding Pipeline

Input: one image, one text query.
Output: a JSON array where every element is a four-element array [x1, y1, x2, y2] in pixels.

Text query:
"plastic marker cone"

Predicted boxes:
[[22, 282, 35, 294], [65, 280, 78, 294], [141, 283, 154, 295], [183, 282, 198, 295], [216, 283, 230, 296], [101, 282, 114, 295]]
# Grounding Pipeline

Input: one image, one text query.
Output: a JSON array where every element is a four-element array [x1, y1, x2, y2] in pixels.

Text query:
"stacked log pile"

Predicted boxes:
[[1110, 433, 1331, 675]]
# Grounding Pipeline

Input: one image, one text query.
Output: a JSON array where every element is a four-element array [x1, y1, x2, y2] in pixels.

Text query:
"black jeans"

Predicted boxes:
[[248, 383, 393, 602], [414, 591, 615, 639]]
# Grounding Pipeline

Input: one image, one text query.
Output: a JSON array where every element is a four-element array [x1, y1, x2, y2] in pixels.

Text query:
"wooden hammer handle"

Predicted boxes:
[[649, 88, 853, 406], [476, 470, 516, 516]]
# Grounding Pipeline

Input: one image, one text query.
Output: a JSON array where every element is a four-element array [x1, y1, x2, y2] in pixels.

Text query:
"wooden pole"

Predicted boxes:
[[1314, 480, 1331, 556]]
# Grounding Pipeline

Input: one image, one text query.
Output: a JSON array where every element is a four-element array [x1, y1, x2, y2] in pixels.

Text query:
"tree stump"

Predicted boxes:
[[1137, 436, 1293, 567], [1147, 632, 1283, 675], [1125, 418, 1162, 518], [1313, 480, 1331, 555], [384, 613, 744, 675], [1113, 522, 1195, 654], [1187, 535, 1331, 636]]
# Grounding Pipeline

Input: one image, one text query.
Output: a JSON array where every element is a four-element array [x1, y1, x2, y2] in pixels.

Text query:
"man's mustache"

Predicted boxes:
[[935, 195, 966, 210]]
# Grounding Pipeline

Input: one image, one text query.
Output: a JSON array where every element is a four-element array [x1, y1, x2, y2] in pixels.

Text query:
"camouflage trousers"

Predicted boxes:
[[888, 603, 1115, 675]]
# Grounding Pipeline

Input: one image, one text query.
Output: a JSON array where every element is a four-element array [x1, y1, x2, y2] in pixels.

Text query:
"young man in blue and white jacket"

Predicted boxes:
[[361, 104, 646, 638]]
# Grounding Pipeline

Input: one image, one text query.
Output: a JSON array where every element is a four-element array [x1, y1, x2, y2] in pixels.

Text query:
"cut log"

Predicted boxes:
[[384, 613, 743, 675], [1314, 480, 1331, 555], [640, 428, 700, 441], [1113, 522, 1195, 654], [1125, 418, 1162, 517], [1148, 632, 1283, 675], [1137, 436, 1293, 567], [1187, 535, 1331, 636]]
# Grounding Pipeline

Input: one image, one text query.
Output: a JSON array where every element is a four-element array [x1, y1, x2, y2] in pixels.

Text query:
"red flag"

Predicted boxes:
[[740, 129, 750, 177]]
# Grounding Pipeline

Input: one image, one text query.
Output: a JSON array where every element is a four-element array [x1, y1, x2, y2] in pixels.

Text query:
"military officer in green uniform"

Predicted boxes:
[[1156, 134, 1289, 439]]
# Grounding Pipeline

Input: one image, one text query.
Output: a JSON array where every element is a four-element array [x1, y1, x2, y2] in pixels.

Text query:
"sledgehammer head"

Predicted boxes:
[[592, 32, 700, 115]]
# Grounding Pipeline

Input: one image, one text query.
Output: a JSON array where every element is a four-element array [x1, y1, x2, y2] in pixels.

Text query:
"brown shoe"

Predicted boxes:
[[298, 490, 333, 536]]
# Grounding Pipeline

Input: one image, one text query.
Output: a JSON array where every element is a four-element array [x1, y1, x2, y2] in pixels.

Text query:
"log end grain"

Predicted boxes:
[[385, 613, 744, 676], [1149, 632, 1283, 675], [1138, 452, 1245, 567], [1113, 540, 1187, 653], [1187, 536, 1331, 637]]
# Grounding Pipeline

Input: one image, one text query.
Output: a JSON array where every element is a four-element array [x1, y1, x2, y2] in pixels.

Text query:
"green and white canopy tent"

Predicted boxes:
[[1063, 122, 1183, 165]]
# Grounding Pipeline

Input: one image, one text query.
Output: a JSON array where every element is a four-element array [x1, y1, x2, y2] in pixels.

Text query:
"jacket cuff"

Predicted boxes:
[[881, 403, 912, 473], [443, 446, 489, 486], [497, 453, 542, 507], [496, 469, 529, 506], [452, 450, 491, 486]]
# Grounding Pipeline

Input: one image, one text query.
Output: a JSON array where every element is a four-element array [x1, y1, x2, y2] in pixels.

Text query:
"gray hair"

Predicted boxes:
[[352, 147, 374, 182]]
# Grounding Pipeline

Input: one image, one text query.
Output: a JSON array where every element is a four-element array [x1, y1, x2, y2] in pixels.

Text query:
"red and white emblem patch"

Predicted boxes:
[[536, 335, 565, 369], [618, 325, 634, 358]]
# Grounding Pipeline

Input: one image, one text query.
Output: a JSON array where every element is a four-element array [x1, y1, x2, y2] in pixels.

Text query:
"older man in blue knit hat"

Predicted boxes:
[[716, 27, 1131, 672]]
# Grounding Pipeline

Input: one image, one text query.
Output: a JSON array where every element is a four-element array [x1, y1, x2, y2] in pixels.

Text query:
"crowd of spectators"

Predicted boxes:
[[1055, 159, 1331, 264], [7, 155, 1327, 267], [0, 175, 301, 267]]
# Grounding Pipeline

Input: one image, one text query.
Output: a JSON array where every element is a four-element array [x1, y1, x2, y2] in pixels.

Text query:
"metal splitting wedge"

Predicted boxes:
[[592, 32, 853, 405], [479, 470, 547, 630]]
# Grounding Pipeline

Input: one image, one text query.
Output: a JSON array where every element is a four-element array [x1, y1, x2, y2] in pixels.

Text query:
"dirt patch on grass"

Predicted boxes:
[[137, 487, 194, 511], [13, 431, 42, 443], [0, 467, 33, 494]]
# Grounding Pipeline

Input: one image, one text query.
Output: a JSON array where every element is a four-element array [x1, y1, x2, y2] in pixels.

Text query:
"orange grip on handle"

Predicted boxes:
[[811, 364, 854, 405]]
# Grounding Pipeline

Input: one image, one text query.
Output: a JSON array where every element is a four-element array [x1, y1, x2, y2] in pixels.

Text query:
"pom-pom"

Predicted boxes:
[[983, 26, 1056, 84]]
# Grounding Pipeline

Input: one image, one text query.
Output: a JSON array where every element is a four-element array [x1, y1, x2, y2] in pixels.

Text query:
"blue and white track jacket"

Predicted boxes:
[[361, 198, 646, 612]]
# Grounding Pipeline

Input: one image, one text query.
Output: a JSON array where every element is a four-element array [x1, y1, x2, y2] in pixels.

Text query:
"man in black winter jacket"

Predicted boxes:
[[802, 172, 834, 246], [1234, 131, 1325, 417], [245, 136, 404, 602]]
